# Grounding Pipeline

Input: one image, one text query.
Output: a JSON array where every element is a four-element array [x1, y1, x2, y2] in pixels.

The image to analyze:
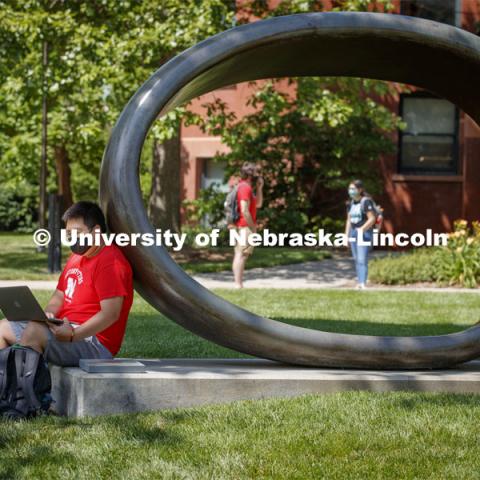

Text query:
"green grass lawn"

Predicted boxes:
[[180, 246, 330, 274], [1, 391, 479, 479], [0, 232, 329, 279], [0, 233, 68, 280], [32, 289, 480, 358], [1, 289, 479, 479]]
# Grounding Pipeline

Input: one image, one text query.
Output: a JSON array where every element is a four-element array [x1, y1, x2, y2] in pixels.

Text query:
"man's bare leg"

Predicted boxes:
[[0, 319, 17, 349], [232, 251, 248, 288], [19, 322, 49, 354]]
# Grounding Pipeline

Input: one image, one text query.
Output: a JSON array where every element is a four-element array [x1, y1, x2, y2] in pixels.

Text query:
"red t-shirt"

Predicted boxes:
[[56, 245, 133, 356], [235, 180, 256, 227]]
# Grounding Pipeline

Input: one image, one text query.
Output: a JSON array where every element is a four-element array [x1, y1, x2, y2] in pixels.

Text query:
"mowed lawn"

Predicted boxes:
[[1, 289, 479, 479], [0, 232, 329, 279], [30, 288, 480, 358]]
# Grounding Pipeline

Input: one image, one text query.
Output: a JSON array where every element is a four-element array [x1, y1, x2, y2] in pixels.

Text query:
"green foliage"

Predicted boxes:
[[0, 0, 235, 228], [183, 184, 226, 228], [240, 0, 394, 19], [369, 249, 441, 285], [308, 215, 345, 234], [0, 182, 37, 232], [436, 220, 480, 288], [0, 0, 401, 231], [186, 77, 405, 233], [370, 220, 480, 288]]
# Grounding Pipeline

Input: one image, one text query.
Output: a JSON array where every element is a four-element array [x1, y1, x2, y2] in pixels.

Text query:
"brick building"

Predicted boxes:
[[180, 0, 480, 235]]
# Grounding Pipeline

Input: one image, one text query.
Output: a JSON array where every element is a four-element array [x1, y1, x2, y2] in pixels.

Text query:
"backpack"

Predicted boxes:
[[362, 197, 384, 231], [360, 196, 384, 231], [0, 345, 53, 420], [224, 184, 240, 225]]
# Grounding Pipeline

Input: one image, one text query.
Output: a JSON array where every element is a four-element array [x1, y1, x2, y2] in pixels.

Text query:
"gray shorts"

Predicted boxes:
[[9, 321, 113, 367]]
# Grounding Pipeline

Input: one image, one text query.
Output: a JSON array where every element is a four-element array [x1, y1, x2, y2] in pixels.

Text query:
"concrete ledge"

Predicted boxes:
[[50, 358, 480, 417]]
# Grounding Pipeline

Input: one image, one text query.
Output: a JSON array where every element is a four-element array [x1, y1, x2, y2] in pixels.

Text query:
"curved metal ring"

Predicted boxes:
[[100, 12, 480, 369]]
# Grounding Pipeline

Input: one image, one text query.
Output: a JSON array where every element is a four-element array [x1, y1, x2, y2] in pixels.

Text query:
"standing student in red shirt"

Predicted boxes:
[[0, 201, 134, 366], [232, 162, 264, 288]]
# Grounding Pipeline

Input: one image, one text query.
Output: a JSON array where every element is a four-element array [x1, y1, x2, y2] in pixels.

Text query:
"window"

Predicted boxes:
[[400, 0, 457, 26], [200, 158, 229, 192], [199, 158, 229, 227], [398, 94, 459, 174]]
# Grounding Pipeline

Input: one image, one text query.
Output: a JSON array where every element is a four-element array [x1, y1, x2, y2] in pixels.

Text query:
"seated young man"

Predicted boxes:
[[0, 201, 134, 367]]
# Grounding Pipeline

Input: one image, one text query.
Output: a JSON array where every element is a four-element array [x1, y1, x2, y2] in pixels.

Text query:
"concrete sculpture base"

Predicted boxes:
[[51, 358, 480, 418]]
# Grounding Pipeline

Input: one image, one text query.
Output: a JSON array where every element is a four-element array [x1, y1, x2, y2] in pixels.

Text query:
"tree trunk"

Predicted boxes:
[[54, 145, 73, 209], [148, 132, 181, 232]]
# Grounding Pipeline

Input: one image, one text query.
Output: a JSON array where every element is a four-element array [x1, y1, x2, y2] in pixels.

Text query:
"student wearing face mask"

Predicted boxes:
[[0, 201, 133, 367], [345, 180, 377, 289]]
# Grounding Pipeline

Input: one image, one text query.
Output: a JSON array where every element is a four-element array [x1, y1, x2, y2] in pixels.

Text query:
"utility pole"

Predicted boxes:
[[39, 39, 48, 233]]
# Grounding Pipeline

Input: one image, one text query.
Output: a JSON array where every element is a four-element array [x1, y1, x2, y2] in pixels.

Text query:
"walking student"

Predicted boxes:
[[345, 179, 376, 289], [232, 162, 264, 288]]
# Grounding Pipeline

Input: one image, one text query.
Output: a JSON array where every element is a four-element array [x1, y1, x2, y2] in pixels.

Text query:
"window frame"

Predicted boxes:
[[397, 92, 460, 175]]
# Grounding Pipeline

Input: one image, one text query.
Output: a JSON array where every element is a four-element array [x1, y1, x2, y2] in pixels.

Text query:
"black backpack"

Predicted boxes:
[[0, 345, 53, 420], [224, 184, 240, 225]]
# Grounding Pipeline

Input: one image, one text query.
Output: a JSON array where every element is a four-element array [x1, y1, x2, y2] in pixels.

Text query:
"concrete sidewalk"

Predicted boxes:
[[0, 254, 478, 292]]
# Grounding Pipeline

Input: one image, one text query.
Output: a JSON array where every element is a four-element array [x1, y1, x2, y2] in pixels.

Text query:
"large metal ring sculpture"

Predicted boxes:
[[100, 12, 480, 369]]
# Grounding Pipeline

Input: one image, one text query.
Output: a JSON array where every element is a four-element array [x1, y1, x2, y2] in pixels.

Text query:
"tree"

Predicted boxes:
[[0, 0, 399, 233], [0, 0, 235, 230], [185, 76, 406, 233]]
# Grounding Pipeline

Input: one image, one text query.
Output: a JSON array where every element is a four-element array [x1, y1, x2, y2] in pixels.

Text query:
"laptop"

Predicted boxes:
[[0, 286, 63, 325]]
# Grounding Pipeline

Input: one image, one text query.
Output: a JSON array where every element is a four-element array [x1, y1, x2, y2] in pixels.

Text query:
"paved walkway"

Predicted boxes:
[[0, 253, 478, 292], [194, 256, 356, 289], [194, 254, 479, 292]]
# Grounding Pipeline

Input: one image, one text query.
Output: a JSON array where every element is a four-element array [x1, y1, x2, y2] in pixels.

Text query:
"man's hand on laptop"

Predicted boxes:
[[47, 317, 74, 342]]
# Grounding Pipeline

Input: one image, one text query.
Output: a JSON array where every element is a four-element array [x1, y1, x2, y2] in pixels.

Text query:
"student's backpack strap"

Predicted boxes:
[[360, 195, 370, 210], [360, 196, 377, 216], [0, 347, 12, 405]]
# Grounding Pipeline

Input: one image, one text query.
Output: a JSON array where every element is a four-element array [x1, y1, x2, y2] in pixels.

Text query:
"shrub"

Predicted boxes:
[[370, 220, 480, 288], [369, 249, 441, 285], [0, 183, 37, 232], [183, 184, 226, 229], [436, 220, 480, 288]]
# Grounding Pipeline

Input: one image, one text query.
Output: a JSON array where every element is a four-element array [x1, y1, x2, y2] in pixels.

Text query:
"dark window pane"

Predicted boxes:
[[400, 0, 456, 26], [401, 135, 455, 171]]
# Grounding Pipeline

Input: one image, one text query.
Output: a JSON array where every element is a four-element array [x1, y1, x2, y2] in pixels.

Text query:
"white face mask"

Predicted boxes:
[[348, 188, 359, 199]]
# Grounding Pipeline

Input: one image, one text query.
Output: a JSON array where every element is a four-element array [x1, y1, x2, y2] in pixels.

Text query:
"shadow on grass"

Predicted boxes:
[[0, 414, 185, 479], [119, 311, 472, 361], [0, 251, 67, 276], [273, 318, 470, 337], [0, 439, 76, 479], [391, 392, 480, 410], [0, 251, 50, 271]]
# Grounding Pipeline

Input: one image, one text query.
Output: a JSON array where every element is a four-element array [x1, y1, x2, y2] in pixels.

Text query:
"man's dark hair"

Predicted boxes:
[[62, 201, 107, 232], [240, 162, 257, 180]]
